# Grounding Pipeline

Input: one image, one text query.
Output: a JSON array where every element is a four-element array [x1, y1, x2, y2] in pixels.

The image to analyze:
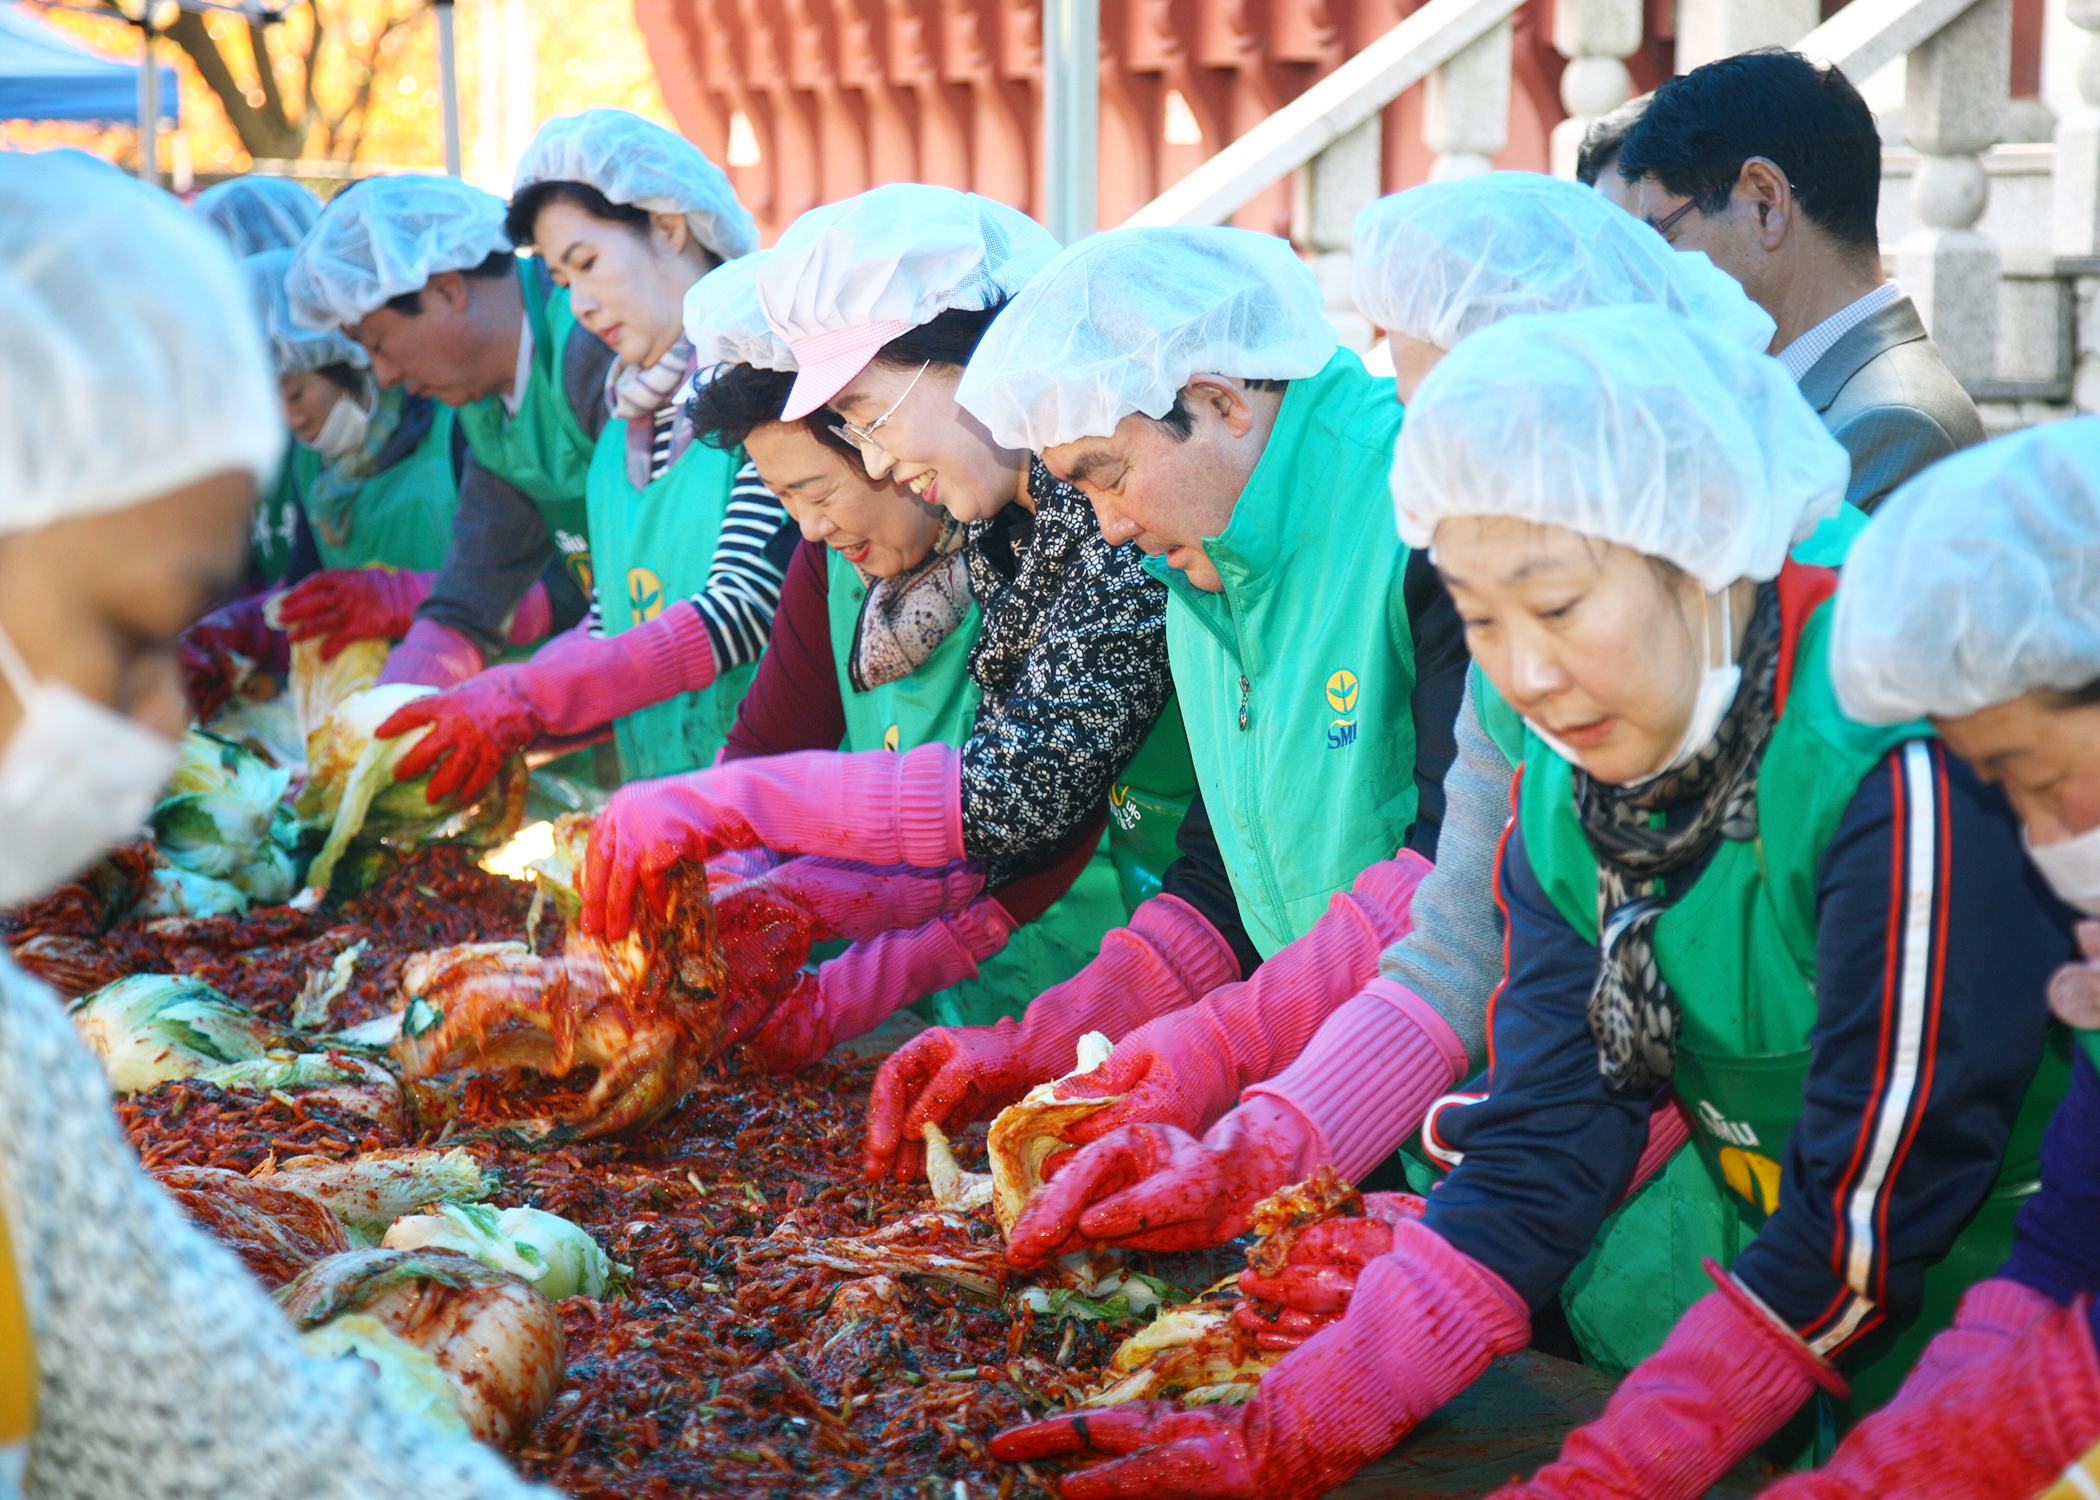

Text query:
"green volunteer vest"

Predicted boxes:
[[823, 550, 1127, 1028], [1155, 348, 1418, 958], [310, 400, 460, 574], [1508, 603, 2068, 1414], [585, 424, 757, 782], [453, 264, 598, 598], [1107, 700, 1198, 913], [250, 442, 321, 584]]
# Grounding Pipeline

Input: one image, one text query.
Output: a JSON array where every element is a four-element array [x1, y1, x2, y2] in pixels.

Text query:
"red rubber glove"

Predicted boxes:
[[276, 566, 434, 659], [1040, 852, 1435, 1152], [377, 618, 485, 688], [179, 592, 286, 722], [991, 1219, 1532, 1500], [580, 744, 965, 941], [750, 858, 986, 943], [1753, 1291, 2100, 1500], [859, 894, 1241, 1184], [1233, 1192, 1426, 1349], [1006, 1094, 1327, 1268], [377, 606, 725, 803], [1484, 1265, 1846, 1500], [741, 897, 1020, 1073]]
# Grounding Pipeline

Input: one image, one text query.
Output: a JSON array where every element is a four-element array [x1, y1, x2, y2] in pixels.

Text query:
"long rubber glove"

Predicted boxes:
[[376, 619, 485, 689], [859, 894, 1241, 1183], [1040, 853, 1435, 1149], [1485, 1265, 1846, 1500], [1003, 980, 1467, 1266], [580, 743, 966, 941], [277, 567, 435, 660], [1233, 1192, 1426, 1349], [179, 592, 286, 722], [991, 1219, 1532, 1500], [375, 605, 722, 803], [1691, 1293, 2100, 1500], [741, 897, 1021, 1073]]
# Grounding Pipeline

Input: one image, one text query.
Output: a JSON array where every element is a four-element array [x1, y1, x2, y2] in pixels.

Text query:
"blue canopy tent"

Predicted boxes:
[[0, 3, 176, 123]]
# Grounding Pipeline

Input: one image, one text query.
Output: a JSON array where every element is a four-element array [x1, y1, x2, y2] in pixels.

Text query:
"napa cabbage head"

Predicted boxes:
[[383, 1202, 618, 1299]]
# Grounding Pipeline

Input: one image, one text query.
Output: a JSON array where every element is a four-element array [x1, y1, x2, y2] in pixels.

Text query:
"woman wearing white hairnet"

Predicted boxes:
[[0, 153, 549, 1500], [995, 172, 1839, 1298], [576, 185, 1200, 1150], [1733, 419, 2100, 1500], [180, 247, 463, 721], [995, 306, 2072, 1500], [190, 177, 331, 588], [365, 108, 793, 796]]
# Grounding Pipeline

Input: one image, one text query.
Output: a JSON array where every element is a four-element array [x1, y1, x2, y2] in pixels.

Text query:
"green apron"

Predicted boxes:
[[1154, 348, 1420, 957], [1108, 700, 1198, 913], [824, 550, 1128, 1028], [250, 441, 320, 584], [1511, 601, 2069, 1414], [310, 398, 460, 574], [453, 264, 598, 598], [586, 423, 756, 782]]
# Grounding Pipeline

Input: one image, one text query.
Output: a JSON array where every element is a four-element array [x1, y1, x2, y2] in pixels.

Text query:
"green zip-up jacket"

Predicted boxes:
[[1153, 347, 1467, 959]]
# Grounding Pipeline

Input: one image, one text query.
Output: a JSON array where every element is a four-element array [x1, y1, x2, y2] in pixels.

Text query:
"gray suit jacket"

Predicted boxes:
[[1798, 294, 1984, 513]]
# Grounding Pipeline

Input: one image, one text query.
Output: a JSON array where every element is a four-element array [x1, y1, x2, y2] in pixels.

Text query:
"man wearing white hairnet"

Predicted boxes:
[[287, 150, 754, 691], [1720, 420, 2100, 1500], [985, 176, 1828, 1287], [180, 247, 464, 722], [0, 152, 552, 1500]]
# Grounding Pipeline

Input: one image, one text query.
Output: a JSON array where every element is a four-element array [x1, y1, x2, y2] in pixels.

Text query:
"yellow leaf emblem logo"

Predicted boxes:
[[627, 567, 665, 623], [1325, 670, 1359, 715]]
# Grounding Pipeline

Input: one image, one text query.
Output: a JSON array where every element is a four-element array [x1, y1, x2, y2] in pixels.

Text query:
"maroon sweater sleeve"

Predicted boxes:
[[722, 538, 845, 762]]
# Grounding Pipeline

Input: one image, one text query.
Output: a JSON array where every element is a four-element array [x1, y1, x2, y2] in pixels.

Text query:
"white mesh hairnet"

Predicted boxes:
[[190, 176, 322, 259], [684, 251, 793, 371], [285, 174, 511, 332], [1831, 419, 2100, 723], [1351, 171, 1775, 353], [758, 184, 1058, 344], [0, 154, 283, 535], [1391, 305, 1844, 593], [241, 248, 368, 378], [513, 108, 757, 264], [955, 225, 1339, 451]]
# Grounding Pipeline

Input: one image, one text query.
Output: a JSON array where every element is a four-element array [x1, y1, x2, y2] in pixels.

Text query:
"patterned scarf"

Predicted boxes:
[[1577, 581, 1782, 1094], [963, 457, 1095, 700], [848, 516, 974, 691], [305, 387, 425, 551], [610, 339, 698, 489]]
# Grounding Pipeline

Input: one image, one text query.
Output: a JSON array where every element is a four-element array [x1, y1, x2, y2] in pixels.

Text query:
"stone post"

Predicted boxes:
[[1293, 114, 1383, 350], [1673, 0, 1820, 74], [1422, 17, 1512, 180], [2053, 0, 2100, 255], [1898, 0, 2010, 386], [1550, 0, 1643, 178]]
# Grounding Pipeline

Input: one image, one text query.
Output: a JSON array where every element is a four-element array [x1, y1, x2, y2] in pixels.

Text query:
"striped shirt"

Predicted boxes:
[[585, 442, 797, 670]]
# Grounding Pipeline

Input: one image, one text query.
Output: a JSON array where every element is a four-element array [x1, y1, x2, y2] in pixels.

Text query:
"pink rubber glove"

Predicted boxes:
[[277, 566, 434, 659], [1754, 1292, 2100, 1500], [1044, 852, 1434, 1149], [179, 591, 286, 722], [1234, 1192, 1427, 1349], [1007, 1093, 1327, 1268], [859, 894, 1241, 1183], [745, 858, 985, 943], [1485, 1265, 1846, 1500], [377, 618, 485, 688], [991, 1219, 1532, 1500], [376, 606, 722, 802], [741, 897, 1020, 1073], [580, 744, 965, 940]]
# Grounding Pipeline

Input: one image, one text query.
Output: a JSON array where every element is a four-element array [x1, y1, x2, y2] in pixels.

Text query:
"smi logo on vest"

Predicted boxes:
[[1325, 669, 1359, 749]]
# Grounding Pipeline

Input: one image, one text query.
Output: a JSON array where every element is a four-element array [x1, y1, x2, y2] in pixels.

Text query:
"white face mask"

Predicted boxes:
[[0, 620, 179, 908], [311, 388, 371, 461], [2024, 825, 2100, 916], [1528, 585, 1742, 786]]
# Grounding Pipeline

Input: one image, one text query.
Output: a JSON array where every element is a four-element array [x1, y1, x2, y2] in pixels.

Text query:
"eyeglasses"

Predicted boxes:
[[829, 360, 930, 458], [1649, 196, 1702, 242]]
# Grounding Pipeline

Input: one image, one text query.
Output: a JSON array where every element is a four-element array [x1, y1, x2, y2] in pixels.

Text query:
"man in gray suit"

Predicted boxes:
[[1613, 49, 1983, 511]]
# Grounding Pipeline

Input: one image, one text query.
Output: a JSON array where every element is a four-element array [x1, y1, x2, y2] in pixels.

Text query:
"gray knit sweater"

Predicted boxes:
[[0, 954, 552, 1500]]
